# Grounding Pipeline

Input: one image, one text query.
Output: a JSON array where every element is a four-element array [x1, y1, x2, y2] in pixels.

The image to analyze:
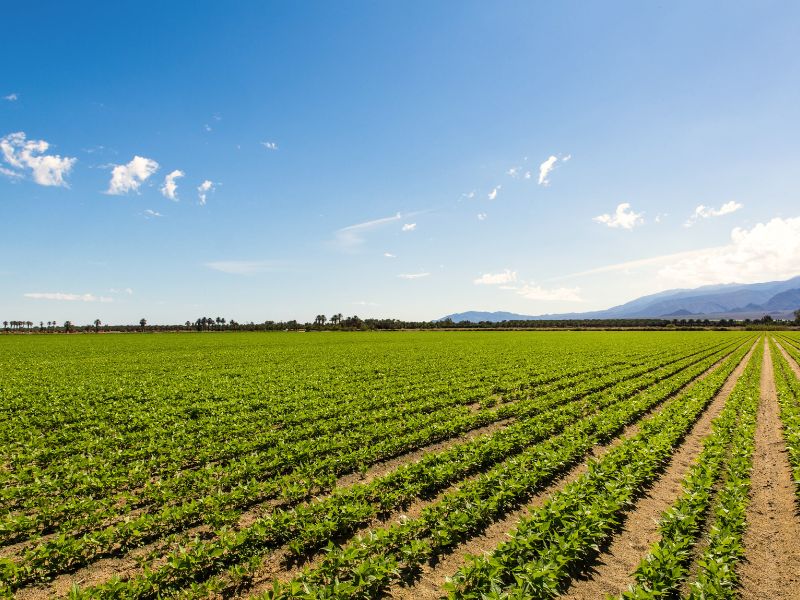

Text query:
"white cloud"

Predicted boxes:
[[562, 154, 572, 162], [107, 156, 159, 195], [3, 93, 18, 101], [517, 284, 582, 302], [109, 287, 134, 295], [335, 213, 402, 248], [144, 209, 163, 218], [477, 212, 487, 221], [398, 272, 430, 280], [1, 131, 77, 186], [538, 155, 558, 186], [383, 252, 397, 258], [205, 260, 283, 275], [593, 203, 644, 229], [204, 124, 212, 132], [197, 179, 214, 205], [506, 167, 519, 177], [24, 292, 113, 303], [160, 169, 185, 201], [523, 170, 532, 180], [488, 185, 501, 200], [658, 217, 800, 287], [473, 269, 517, 285], [461, 190, 476, 200], [261, 141, 278, 150], [684, 201, 743, 227], [402, 223, 416, 232]]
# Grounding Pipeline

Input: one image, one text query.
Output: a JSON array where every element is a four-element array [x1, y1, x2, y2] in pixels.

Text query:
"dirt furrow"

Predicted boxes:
[[388, 343, 754, 600], [738, 339, 800, 599]]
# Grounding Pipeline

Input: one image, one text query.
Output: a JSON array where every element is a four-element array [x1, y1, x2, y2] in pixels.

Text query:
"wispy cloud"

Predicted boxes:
[[477, 212, 487, 221], [538, 155, 558, 185], [24, 292, 113, 303], [488, 185, 501, 200], [3, 93, 18, 102], [261, 141, 278, 150], [144, 209, 163, 218], [593, 203, 644, 229], [160, 169, 185, 201], [383, 252, 397, 258], [506, 167, 519, 178], [334, 212, 402, 248], [684, 201, 742, 227], [1, 131, 77, 186], [197, 180, 214, 205], [474, 269, 517, 285], [109, 287, 134, 295], [402, 223, 416, 232], [550, 249, 707, 281], [0, 166, 22, 180], [205, 260, 285, 275], [397, 272, 430, 280], [107, 155, 159, 195]]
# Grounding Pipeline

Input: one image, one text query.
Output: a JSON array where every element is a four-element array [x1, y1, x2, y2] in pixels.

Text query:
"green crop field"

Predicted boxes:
[[1, 330, 800, 599]]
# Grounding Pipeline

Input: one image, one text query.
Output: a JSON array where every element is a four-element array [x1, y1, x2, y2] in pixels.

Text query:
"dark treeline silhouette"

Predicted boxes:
[[2, 312, 800, 334]]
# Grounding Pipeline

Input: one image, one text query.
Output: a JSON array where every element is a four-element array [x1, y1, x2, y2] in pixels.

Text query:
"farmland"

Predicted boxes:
[[1, 331, 799, 599]]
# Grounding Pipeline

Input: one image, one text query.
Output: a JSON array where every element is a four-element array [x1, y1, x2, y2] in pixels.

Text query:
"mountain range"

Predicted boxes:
[[439, 275, 800, 322]]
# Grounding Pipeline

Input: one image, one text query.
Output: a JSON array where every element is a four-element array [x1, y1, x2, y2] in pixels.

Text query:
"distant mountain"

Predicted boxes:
[[438, 275, 800, 322]]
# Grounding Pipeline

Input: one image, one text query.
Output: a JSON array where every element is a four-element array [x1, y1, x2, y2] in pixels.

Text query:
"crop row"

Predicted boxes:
[[619, 337, 762, 598], [771, 337, 800, 503], [50, 338, 756, 598], [2, 337, 722, 540], [236, 338, 757, 600], [1, 339, 744, 594], [442, 338, 756, 599]]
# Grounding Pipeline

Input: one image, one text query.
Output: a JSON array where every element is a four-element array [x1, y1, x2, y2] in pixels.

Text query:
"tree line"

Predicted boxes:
[[3, 310, 800, 334]]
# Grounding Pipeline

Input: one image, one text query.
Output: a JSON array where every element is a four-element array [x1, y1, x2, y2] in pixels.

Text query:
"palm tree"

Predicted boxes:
[[64, 320, 73, 333], [94, 319, 101, 332], [139, 318, 147, 331]]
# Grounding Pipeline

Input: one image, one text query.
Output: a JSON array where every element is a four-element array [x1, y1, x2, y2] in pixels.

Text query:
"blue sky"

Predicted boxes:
[[2, 1, 800, 324]]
